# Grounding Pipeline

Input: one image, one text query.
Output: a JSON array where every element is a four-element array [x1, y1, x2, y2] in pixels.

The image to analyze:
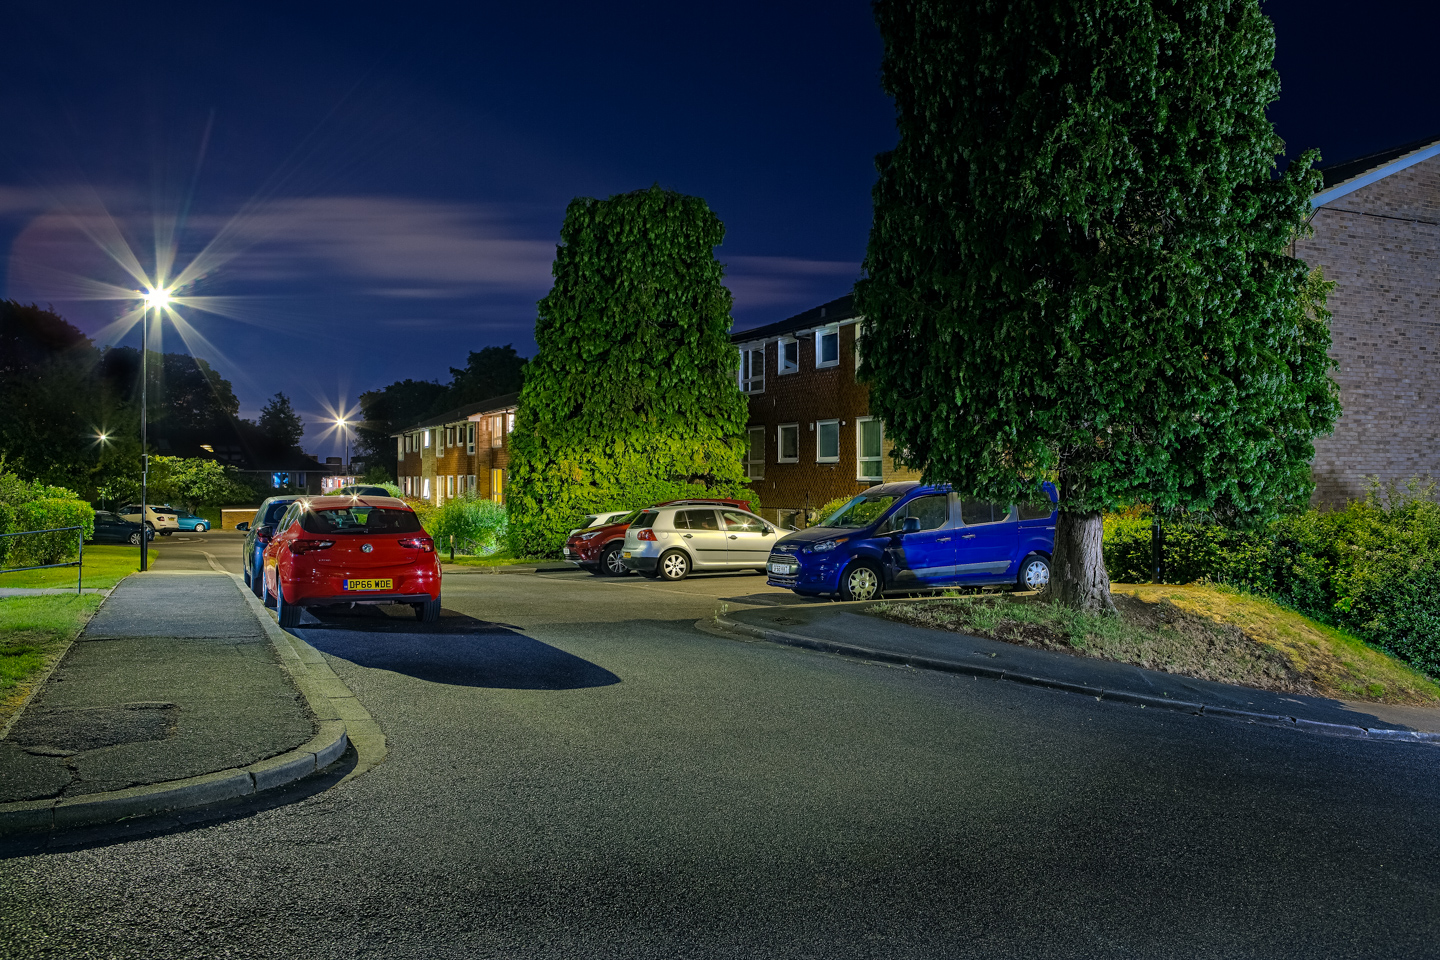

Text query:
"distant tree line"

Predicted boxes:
[[0, 300, 308, 500], [355, 344, 527, 479]]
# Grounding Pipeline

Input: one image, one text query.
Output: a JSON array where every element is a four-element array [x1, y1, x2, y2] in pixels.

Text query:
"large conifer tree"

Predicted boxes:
[[856, 0, 1339, 611], [507, 186, 750, 556]]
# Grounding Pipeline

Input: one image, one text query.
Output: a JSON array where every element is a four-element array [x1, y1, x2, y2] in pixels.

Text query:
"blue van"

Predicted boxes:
[[765, 481, 1058, 601]]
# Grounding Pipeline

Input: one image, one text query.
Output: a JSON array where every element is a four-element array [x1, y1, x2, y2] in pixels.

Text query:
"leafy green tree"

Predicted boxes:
[[146, 456, 255, 511], [507, 185, 751, 555], [856, 0, 1339, 612], [257, 392, 305, 451], [355, 378, 451, 478]]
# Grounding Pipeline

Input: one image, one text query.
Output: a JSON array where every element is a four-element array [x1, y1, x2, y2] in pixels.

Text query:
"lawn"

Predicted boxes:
[[0, 543, 141, 590], [444, 547, 556, 568], [869, 583, 1440, 707], [0, 594, 104, 730]]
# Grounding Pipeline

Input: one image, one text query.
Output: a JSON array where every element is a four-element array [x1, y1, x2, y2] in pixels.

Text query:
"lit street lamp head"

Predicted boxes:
[[143, 288, 171, 309]]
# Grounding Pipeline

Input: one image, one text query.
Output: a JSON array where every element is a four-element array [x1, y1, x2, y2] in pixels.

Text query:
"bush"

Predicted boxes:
[[421, 494, 507, 556], [10, 499, 94, 568]]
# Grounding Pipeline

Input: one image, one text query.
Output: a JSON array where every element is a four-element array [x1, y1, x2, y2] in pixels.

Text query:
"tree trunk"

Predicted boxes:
[[1052, 509, 1116, 614]]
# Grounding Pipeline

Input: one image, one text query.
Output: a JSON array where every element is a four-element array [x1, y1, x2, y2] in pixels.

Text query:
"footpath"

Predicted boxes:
[[713, 602, 1440, 742], [0, 571, 357, 837]]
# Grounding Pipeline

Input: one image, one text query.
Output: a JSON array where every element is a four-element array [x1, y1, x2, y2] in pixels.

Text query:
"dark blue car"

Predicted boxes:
[[765, 481, 1058, 601], [237, 496, 299, 597]]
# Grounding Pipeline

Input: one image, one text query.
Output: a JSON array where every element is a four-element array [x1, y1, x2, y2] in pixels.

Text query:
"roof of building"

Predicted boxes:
[[392, 391, 519, 436], [730, 293, 859, 344], [1312, 134, 1440, 207]]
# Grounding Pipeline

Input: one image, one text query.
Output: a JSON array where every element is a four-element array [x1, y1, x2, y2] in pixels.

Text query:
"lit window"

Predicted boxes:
[[779, 338, 799, 374], [745, 426, 765, 480], [739, 346, 765, 394], [778, 423, 799, 463], [506, 412, 515, 434], [857, 418, 882, 481], [491, 416, 503, 447], [817, 420, 840, 462], [817, 325, 839, 368], [423, 430, 431, 448]]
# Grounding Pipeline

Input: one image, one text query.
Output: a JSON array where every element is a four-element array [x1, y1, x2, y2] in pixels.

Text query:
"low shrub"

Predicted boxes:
[[422, 494, 508, 556], [9, 499, 94, 568]]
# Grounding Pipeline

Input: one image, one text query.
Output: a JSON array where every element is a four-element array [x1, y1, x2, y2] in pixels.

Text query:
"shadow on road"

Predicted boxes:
[[293, 605, 621, 690]]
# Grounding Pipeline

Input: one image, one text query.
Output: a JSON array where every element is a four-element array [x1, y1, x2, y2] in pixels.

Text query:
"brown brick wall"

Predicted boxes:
[[394, 413, 514, 502], [742, 323, 919, 523], [1297, 154, 1440, 504]]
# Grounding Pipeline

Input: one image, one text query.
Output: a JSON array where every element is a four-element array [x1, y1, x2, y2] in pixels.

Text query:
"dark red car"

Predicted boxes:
[[563, 498, 753, 576], [263, 496, 442, 627]]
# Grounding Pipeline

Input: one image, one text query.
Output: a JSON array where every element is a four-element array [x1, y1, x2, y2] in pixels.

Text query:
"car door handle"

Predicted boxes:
[[728, 535, 738, 540], [960, 534, 976, 540], [936, 537, 951, 542], [683, 534, 693, 539]]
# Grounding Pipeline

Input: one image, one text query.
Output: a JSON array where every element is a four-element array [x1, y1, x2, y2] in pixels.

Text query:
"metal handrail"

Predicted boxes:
[[0, 525, 85, 595]]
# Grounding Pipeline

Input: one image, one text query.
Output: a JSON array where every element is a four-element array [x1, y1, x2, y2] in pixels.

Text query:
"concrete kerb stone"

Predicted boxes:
[[0, 570, 360, 838], [708, 615, 1440, 745]]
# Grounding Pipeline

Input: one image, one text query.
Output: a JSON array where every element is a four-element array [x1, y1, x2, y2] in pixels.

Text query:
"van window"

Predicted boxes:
[[885, 495, 947, 532], [961, 501, 1006, 525], [1019, 501, 1054, 521]]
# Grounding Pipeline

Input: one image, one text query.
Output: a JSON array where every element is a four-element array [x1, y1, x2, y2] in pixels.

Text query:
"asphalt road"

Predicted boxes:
[[2, 534, 1439, 958]]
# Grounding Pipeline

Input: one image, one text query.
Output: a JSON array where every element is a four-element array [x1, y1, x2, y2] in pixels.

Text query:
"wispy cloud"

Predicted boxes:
[[723, 254, 860, 311]]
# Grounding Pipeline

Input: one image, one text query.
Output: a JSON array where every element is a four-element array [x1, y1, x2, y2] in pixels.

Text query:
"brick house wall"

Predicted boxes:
[[393, 396, 517, 504], [1298, 149, 1440, 504]]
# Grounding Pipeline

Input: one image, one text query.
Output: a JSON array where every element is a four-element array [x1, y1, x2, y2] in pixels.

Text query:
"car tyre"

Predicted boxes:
[[243, 565, 252, 588], [598, 543, 628, 577], [839, 561, 883, 602], [251, 564, 265, 597], [264, 574, 277, 608], [160, 530, 172, 537], [1018, 553, 1052, 593], [127, 531, 142, 545], [657, 549, 690, 582], [196, 522, 208, 532], [413, 597, 441, 622], [276, 580, 302, 628]]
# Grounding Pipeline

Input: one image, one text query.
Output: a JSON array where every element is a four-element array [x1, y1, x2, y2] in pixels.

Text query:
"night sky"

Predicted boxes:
[[1, 1, 1436, 456]]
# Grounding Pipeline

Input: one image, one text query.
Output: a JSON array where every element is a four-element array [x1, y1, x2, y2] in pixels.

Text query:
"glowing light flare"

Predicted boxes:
[[143, 288, 172, 310]]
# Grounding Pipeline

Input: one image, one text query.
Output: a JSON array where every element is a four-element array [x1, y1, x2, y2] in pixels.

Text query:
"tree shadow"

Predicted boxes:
[[292, 605, 621, 691]]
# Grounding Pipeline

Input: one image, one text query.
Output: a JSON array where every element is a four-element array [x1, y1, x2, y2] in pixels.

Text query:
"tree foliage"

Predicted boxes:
[[257, 392, 305, 451], [145, 456, 256, 511], [507, 186, 751, 555], [448, 345, 526, 406], [856, 0, 1340, 609]]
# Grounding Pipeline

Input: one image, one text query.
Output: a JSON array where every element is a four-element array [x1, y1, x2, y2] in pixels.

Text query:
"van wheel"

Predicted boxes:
[[658, 550, 690, 581], [839, 562, 883, 602], [1019, 554, 1052, 592]]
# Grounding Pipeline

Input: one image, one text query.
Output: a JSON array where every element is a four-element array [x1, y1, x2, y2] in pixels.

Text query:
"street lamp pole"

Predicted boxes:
[[139, 299, 149, 572]]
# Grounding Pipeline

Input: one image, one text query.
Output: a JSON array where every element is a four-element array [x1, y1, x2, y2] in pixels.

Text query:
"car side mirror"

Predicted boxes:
[[901, 517, 922, 534], [236, 522, 250, 532]]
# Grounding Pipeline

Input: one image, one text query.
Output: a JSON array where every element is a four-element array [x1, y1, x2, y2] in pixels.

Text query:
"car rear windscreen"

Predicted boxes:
[[633, 511, 658, 529], [301, 506, 423, 535]]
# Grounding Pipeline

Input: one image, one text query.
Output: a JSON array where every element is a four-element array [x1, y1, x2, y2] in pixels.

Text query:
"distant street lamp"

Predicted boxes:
[[334, 417, 351, 473], [138, 288, 171, 571]]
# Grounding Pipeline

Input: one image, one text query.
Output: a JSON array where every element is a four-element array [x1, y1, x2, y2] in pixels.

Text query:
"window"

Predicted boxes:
[[491, 416, 503, 447], [302, 506, 422, 535], [490, 468, 505, 503], [816, 419, 840, 462], [447, 474, 455, 497], [857, 418, 883, 481], [883, 495, 947, 533], [779, 337, 799, 374], [817, 325, 839, 368], [423, 477, 431, 499], [961, 501, 1012, 525], [446, 426, 455, 448], [674, 509, 720, 531], [423, 430, 431, 448], [722, 510, 764, 532], [739, 345, 765, 393], [468, 475, 476, 493], [398, 437, 405, 457], [778, 423, 799, 463], [745, 426, 765, 480], [1019, 500, 1054, 521], [506, 412, 515, 434], [467, 422, 476, 454]]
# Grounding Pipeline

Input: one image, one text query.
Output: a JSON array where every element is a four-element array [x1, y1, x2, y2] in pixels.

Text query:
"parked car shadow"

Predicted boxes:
[[292, 605, 620, 691], [720, 592, 830, 607]]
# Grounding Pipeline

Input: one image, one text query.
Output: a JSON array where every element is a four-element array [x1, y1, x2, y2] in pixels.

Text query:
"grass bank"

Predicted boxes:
[[444, 547, 554, 568], [0, 543, 140, 590], [869, 583, 1440, 707], [0, 594, 104, 730]]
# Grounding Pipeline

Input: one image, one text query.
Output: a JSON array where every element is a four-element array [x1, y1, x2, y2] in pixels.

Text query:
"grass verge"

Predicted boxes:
[[0, 544, 141, 590], [444, 547, 553, 567], [0, 594, 104, 730], [869, 583, 1440, 707]]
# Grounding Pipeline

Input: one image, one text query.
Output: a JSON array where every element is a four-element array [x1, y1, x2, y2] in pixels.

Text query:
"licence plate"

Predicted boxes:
[[623, 552, 632, 559], [768, 563, 797, 575], [344, 579, 393, 591]]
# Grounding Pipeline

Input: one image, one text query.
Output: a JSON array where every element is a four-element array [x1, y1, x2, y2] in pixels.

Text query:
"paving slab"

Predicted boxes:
[[0, 572, 316, 805]]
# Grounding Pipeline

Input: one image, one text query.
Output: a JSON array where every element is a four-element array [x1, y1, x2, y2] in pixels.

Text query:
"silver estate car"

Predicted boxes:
[[621, 503, 779, 581]]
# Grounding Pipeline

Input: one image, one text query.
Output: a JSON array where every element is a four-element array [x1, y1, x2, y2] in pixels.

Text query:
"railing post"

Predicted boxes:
[[77, 530, 83, 595]]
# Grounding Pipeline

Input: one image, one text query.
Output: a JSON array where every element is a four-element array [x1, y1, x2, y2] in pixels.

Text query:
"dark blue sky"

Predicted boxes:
[[1, 1, 1436, 455]]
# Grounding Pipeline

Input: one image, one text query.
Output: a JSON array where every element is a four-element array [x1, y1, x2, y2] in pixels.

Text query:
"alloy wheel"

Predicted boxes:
[[604, 547, 626, 575], [846, 565, 880, 601], [661, 552, 689, 580]]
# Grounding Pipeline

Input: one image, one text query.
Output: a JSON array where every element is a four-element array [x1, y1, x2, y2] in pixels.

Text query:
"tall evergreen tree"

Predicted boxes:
[[257, 392, 306, 451], [855, 0, 1339, 612], [507, 186, 750, 555]]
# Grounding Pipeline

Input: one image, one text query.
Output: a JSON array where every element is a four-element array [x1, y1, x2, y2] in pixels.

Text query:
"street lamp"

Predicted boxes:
[[138, 287, 171, 571], [334, 417, 351, 474]]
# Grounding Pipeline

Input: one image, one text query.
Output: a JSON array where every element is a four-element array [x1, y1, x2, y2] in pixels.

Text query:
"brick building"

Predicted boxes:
[[731, 294, 919, 528], [1300, 136, 1440, 503], [392, 393, 518, 504]]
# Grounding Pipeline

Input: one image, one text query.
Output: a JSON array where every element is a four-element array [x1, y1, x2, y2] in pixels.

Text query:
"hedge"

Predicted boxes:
[[8, 499, 94, 569]]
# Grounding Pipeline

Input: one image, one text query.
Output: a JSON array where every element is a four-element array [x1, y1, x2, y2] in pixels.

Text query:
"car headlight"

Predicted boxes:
[[807, 539, 842, 553], [580, 531, 600, 541]]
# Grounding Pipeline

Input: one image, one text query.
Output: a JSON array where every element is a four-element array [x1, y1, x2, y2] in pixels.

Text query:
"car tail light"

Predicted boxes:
[[637, 529, 657, 542], [290, 540, 335, 555], [398, 538, 435, 552]]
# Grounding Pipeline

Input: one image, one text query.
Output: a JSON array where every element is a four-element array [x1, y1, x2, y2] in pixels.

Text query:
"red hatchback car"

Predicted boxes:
[[263, 496, 442, 627], [563, 498, 753, 577]]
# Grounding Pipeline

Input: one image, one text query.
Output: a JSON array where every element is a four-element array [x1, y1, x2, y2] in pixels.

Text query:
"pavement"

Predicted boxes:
[[714, 600, 1440, 741], [0, 567, 351, 835]]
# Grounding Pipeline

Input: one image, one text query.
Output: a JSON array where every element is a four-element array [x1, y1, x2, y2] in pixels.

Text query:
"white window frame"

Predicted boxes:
[[506, 412, 515, 434], [777, 423, 800, 463], [856, 417, 883, 482], [423, 430, 431, 448], [816, 419, 840, 463], [467, 422, 476, 454], [778, 337, 799, 374], [745, 426, 765, 480], [816, 324, 840, 369], [422, 477, 431, 499], [739, 345, 765, 394]]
